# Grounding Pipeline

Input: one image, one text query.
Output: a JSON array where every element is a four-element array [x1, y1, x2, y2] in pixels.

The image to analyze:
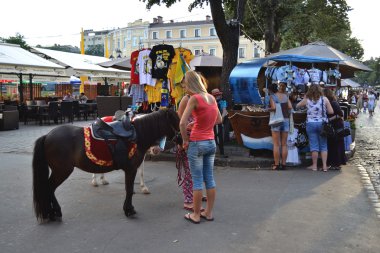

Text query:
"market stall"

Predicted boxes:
[[228, 53, 358, 151]]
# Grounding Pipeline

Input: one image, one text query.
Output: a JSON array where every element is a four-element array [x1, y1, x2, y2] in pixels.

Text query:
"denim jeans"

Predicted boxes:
[[187, 140, 216, 190], [306, 121, 328, 152]]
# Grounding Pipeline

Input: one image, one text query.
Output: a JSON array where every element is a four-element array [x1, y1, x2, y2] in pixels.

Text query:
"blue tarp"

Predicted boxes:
[[229, 54, 341, 105], [229, 58, 268, 105]]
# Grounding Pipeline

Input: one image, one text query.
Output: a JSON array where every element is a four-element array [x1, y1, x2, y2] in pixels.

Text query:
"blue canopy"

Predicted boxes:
[[229, 55, 341, 105], [229, 58, 268, 105], [267, 54, 340, 63]]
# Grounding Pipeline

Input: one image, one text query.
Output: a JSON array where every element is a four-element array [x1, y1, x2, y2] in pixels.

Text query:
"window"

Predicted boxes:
[[209, 48, 216, 56], [180, 29, 186, 38], [117, 39, 120, 50], [132, 37, 137, 47], [144, 29, 148, 39], [254, 47, 260, 58], [238, 47, 245, 58], [127, 30, 131, 40], [124, 38, 127, 49], [166, 30, 172, 39], [152, 31, 158, 40], [209, 27, 216, 36], [194, 49, 202, 56], [194, 28, 201, 37]]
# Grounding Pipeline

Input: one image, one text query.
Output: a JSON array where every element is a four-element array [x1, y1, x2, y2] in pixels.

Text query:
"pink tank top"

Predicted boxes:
[[190, 94, 219, 141]]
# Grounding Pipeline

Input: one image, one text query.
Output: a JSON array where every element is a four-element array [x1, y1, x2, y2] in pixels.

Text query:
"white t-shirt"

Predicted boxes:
[[137, 49, 156, 86]]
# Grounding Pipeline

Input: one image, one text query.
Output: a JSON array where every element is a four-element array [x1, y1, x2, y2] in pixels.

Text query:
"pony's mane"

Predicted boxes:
[[133, 110, 168, 150]]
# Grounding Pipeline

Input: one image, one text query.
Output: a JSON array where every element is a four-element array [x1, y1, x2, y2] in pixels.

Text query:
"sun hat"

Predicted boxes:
[[113, 110, 125, 121], [211, 88, 223, 96]]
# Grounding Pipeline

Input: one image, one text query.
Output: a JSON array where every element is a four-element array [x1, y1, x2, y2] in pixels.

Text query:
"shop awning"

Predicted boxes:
[[31, 47, 130, 80], [0, 43, 68, 77]]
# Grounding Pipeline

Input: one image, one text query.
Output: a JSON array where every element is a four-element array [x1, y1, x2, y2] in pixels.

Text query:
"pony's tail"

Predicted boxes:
[[32, 135, 50, 221]]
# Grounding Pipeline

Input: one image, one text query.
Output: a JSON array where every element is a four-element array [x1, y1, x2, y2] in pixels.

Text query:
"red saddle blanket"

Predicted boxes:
[[83, 127, 137, 167]]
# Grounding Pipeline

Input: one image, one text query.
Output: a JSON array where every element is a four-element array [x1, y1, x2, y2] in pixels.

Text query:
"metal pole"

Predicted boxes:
[[29, 74, 33, 101], [17, 74, 24, 103]]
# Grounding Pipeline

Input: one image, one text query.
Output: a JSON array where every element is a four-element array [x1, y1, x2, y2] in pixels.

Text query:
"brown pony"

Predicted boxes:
[[32, 109, 179, 223]]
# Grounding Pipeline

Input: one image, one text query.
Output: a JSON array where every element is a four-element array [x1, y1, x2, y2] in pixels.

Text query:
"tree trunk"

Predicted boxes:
[[210, 0, 246, 108]]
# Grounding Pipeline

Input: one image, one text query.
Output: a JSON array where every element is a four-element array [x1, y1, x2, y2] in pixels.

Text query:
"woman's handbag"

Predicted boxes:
[[320, 122, 335, 138], [269, 103, 284, 126], [335, 127, 350, 138], [320, 97, 336, 138]]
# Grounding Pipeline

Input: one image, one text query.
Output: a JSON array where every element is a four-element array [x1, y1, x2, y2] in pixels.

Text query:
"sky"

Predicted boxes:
[[1, 0, 379, 60]]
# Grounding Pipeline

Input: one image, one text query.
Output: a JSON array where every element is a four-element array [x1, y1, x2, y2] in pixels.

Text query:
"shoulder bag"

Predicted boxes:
[[269, 98, 284, 126], [320, 97, 335, 138]]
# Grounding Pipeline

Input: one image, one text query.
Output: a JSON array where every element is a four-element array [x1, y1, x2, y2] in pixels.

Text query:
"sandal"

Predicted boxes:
[[184, 213, 200, 224], [200, 212, 214, 221], [272, 164, 280, 170], [280, 164, 287, 170]]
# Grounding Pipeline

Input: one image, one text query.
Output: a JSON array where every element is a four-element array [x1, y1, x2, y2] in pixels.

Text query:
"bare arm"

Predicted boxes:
[[324, 97, 334, 115], [296, 98, 307, 109], [180, 96, 197, 149], [268, 95, 276, 112], [177, 95, 189, 118], [215, 109, 223, 125]]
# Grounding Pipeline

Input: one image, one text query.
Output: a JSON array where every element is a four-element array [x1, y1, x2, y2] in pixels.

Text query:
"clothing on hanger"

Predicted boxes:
[[149, 44, 175, 79]]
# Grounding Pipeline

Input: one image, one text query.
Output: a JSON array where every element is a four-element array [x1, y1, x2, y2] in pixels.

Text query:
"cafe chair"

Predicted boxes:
[[60, 101, 74, 123], [0, 105, 19, 131], [37, 102, 60, 125], [72, 101, 87, 121]]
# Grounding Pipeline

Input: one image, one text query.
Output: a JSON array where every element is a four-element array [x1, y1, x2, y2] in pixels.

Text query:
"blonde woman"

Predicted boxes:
[[180, 70, 222, 224], [296, 84, 334, 172]]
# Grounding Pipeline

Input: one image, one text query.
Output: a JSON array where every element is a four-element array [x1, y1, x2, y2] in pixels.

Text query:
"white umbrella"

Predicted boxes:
[[341, 79, 361, 88], [190, 54, 223, 68]]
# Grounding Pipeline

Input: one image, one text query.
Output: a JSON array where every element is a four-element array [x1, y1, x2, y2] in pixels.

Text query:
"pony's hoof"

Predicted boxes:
[[38, 217, 50, 225], [141, 186, 150, 194], [100, 179, 109, 185], [91, 179, 98, 187], [125, 209, 137, 217]]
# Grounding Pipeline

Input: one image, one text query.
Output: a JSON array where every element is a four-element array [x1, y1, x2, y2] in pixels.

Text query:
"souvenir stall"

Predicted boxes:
[[228, 54, 358, 155], [128, 43, 193, 113]]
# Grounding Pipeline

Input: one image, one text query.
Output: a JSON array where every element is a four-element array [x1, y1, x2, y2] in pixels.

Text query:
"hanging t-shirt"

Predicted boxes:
[[130, 50, 140, 85], [137, 49, 156, 86], [308, 68, 322, 84], [149, 44, 175, 79]]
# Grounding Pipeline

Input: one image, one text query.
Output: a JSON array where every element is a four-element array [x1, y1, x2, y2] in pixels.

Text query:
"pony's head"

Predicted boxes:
[[161, 108, 180, 140]]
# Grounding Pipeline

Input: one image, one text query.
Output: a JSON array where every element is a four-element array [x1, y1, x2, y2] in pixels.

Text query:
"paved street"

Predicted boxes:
[[0, 117, 380, 253]]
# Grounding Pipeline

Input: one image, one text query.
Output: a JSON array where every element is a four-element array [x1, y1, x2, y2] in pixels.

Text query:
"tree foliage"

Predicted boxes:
[[1, 33, 31, 51], [85, 44, 104, 56], [241, 0, 364, 59], [354, 58, 380, 86], [140, 0, 246, 108], [36, 44, 80, 54]]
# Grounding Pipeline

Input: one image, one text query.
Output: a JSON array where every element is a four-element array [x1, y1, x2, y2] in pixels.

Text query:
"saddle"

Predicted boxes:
[[91, 115, 137, 170]]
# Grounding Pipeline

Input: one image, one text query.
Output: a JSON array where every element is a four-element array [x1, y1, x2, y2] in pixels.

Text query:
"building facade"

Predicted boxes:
[[84, 16, 266, 62]]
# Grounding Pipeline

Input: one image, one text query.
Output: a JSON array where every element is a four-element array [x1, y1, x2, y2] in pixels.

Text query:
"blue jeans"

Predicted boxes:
[[187, 140, 216, 190], [306, 122, 328, 152]]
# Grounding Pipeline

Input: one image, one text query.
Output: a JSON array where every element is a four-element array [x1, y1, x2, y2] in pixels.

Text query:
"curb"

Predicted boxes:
[[147, 142, 356, 170]]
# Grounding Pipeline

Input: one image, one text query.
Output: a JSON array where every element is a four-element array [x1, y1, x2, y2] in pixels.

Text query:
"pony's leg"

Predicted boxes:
[[48, 167, 74, 221], [123, 168, 138, 216], [100, 173, 109, 185], [91, 174, 98, 187], [139, 156, 150, 194]]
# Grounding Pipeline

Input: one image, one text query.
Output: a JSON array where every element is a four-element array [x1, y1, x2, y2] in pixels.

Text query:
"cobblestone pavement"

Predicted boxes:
[[0, 121, 91, 154], [349, 109, 380, 217]]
